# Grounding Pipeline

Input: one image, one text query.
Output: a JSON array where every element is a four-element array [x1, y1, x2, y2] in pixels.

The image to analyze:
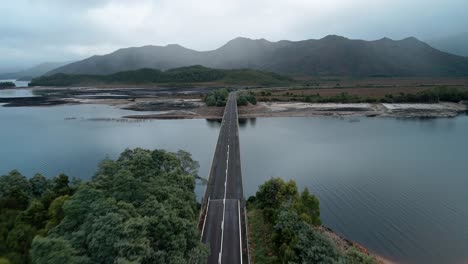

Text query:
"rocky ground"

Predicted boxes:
[[123, 101, 467, 119], [319, 226, 397, 264]]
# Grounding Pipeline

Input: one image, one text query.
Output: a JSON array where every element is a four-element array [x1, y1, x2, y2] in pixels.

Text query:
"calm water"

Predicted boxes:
[[0, 88, 36, 98], [1, 100, 467, 263], [239, 116, 468, 264], [0, 104, 220, 197]]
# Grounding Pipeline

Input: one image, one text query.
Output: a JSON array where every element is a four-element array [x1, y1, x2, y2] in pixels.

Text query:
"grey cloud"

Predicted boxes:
[[1, 0, 467, 71]]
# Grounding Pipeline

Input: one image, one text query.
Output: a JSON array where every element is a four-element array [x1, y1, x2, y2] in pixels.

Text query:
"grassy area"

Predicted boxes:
[[247, 208, 277, 264], [29, 65, 295, 87]]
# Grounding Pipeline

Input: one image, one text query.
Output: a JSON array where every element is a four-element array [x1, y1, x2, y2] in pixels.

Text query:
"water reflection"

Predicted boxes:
[[395, 116, 457, 131], [0, 88, 36, 98], [238, 118, 257, 128], [205, 119, 222, 128]]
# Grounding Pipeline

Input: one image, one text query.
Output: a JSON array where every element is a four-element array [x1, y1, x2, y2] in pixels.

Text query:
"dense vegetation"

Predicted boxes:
[[259, 86, 468, 104], [0, 148, 207, 264], [0, 171, 78, 263], [237, 91, 257, 106], [248, 178, 377, 264], [0, 82, 15, 89], [379, 86, 468, 103], [204, 89, 258, 107], [204, 88, 229, 106], [29, 66, 294, 87]]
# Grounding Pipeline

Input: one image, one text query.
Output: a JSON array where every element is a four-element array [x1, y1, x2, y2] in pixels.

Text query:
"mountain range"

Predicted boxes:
[[47, 35, 468, 77], [0, 62, 72, 80]]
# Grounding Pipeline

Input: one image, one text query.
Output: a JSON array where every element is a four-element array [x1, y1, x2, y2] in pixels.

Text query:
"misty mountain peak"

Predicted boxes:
[[321, 35, 349, 41], [400, 37, 421, 43], [46, 36, 468, 77], [165, 43, 186, 49], [378, 37, 392, 42], [221, 37, 273, 48]]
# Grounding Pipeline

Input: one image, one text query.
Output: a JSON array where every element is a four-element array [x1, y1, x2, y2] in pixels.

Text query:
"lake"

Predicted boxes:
[[1, 101, 467, 263], [0, 88, 36, 98]]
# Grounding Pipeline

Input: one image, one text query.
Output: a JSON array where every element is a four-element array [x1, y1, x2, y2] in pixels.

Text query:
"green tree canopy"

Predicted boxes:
[[31, 148, 207, 264]]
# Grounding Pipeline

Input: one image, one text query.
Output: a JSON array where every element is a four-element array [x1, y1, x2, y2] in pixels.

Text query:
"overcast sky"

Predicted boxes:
[[1, 0, 467, 71]]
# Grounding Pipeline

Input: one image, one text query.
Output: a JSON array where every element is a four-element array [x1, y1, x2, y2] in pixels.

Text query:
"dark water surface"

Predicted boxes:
[[239, 116, 468, 264], [0, 104, 220, 196], [1, 102, 467, 263]]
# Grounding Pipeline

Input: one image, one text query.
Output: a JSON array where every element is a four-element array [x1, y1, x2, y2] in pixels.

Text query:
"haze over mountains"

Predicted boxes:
[[427, 32, 468, 57], [0, 62, 72, 80], [47, 36, 468, 77]]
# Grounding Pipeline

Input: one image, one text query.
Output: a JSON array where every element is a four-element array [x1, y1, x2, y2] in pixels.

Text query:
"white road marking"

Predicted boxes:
[[200, 197, 211, 241], [219, 144, 229, 263], [238, 200, 243, 264]]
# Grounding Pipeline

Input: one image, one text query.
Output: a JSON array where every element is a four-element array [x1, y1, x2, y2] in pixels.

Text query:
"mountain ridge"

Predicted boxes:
[[46, 36, 468, 77], [0, 61, 72, 80]]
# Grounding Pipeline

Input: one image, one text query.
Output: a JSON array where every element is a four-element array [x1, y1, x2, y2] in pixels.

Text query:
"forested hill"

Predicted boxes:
[[29, 65, 294, 86], [46, 35, 468, 77]]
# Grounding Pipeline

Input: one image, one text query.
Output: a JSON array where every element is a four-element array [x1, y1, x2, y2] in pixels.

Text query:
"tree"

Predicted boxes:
[[31, 237, 80, 264], [256, 178, 298, 210], [0, 170, 32, 210], [6, 223, 35, 263], [52, 174, 71, 196], [18, 200, 47, 229], [29, 174, 50, 198], [31, 148, 207, 264], [273, 208, 340, 263], [45, 195, 70, 232], [294, 188, 321, 226]]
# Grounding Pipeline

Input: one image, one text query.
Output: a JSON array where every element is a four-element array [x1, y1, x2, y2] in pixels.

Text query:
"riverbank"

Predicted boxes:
[[123, 101, 467, 119], [320, 227, 397, 264], [0, 86, 466, 119], [247, 206, 395, 264]]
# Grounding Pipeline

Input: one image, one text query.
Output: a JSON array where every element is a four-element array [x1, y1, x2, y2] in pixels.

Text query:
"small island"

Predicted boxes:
[[0, 82, 16, 89]]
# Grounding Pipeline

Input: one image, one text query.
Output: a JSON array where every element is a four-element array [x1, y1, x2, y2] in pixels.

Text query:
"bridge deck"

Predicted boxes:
[[200, 93, 247, 264]]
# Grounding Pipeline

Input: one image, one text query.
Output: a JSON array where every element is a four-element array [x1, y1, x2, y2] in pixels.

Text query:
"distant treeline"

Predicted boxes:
[[260, 86, 468, 104], [29, 65, 294, 87], [0, 82, 15, 89]]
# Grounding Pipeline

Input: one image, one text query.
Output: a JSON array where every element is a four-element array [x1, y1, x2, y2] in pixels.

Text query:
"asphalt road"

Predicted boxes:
[[201, 93, 245, 264]]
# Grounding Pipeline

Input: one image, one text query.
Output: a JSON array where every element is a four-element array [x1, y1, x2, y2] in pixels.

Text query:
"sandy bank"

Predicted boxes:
[[123, 102, 467, 119]]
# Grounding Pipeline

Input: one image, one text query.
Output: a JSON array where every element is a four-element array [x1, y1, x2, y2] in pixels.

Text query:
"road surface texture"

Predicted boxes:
[[200, 93, 249, 264]]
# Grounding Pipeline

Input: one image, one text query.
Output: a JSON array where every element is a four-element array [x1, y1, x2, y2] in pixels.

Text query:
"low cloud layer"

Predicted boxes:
[[1, 0, 467, 71]]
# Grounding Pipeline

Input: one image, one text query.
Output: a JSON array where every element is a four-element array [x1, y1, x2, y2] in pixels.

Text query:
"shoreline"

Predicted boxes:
[[320, 226, 397, 264], [123, 102, 467, 120], [1, 86, 466, 119]]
